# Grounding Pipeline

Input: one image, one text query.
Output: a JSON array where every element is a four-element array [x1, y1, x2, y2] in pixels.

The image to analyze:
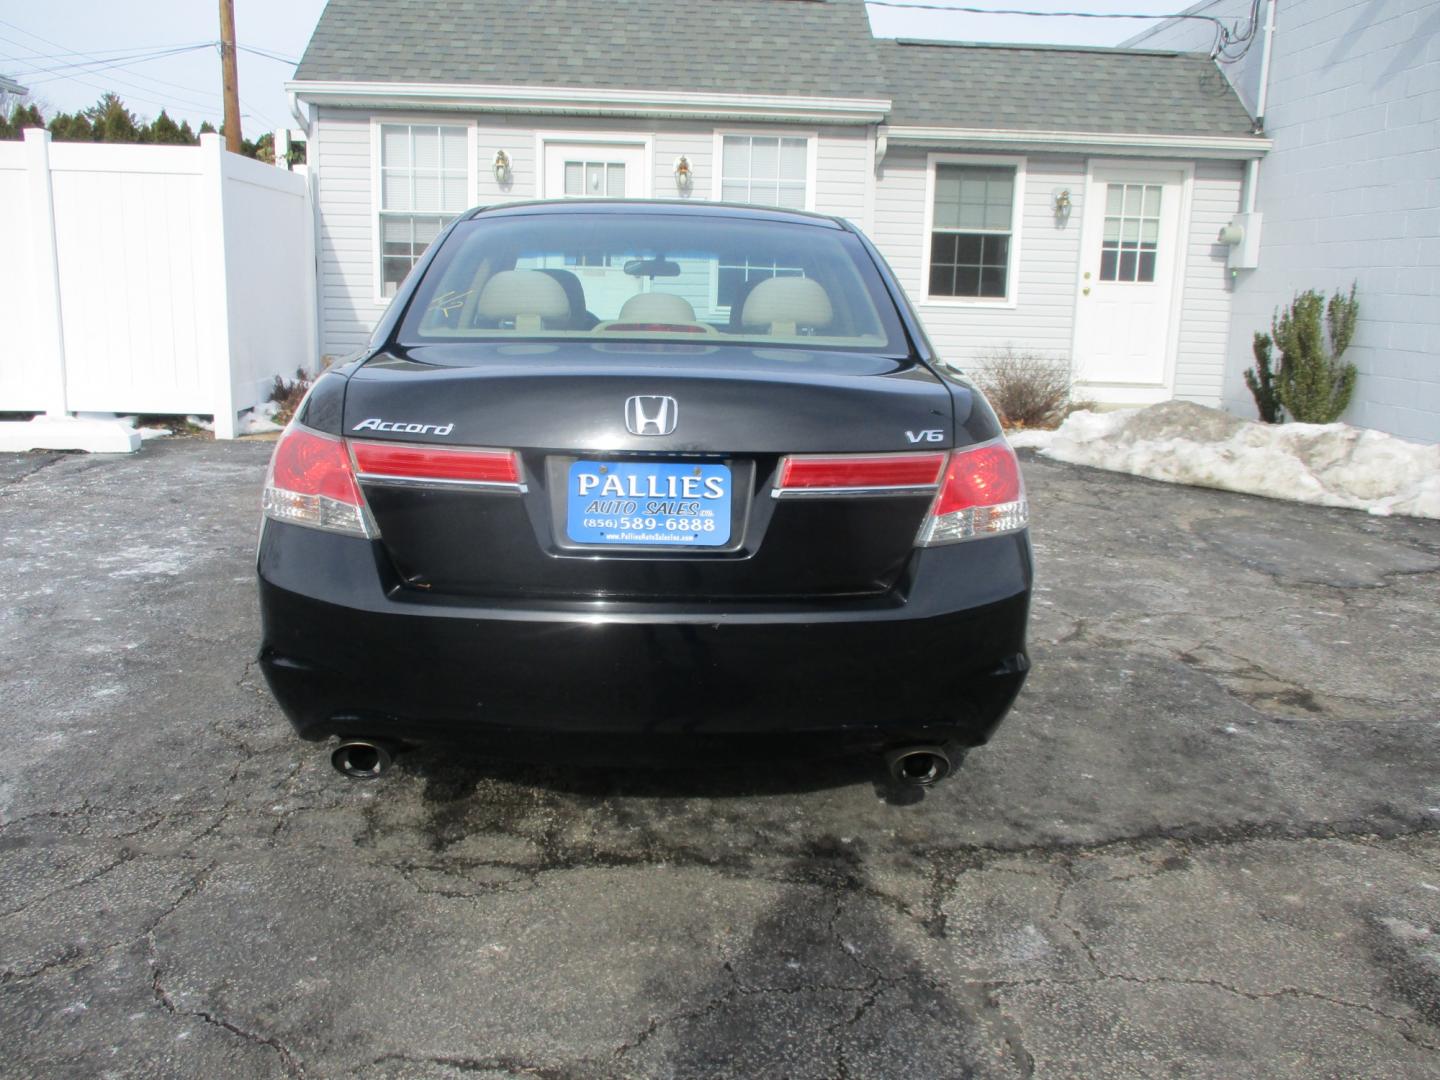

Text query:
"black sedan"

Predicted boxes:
[[257, 201, 1031, 786]]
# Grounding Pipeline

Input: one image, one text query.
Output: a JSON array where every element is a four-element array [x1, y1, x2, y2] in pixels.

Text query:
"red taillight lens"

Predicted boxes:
[[776, 452, 947, 492], [351, 442, 520, 485], [918, 442, 1028, 545], [935, 443, 1022, 515], [262, 426, 370, 536]]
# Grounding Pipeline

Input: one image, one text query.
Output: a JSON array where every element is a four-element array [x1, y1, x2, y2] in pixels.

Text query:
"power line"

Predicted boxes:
[[236, 44, 299, 66], [863, 1, 1265, 60], [0, 20, 283, 128], [6, 44, 215, 83], [1, 40, 214, 64]]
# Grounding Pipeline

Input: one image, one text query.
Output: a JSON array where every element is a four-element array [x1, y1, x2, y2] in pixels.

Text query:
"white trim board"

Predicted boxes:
[[292, 81, 891, 125]]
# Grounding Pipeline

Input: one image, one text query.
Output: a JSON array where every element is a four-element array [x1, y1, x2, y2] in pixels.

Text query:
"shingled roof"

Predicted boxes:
[[294, 0, 886, 100], [293, 0, 1259, 139], [881, 39, 1256, 136]]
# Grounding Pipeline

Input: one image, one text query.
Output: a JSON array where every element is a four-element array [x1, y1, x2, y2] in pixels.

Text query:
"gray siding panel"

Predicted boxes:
[[870, 149, 1084, 368], [315, 109, 379, 359]]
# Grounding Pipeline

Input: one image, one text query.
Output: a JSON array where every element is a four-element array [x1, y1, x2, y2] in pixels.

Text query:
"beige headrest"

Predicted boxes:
[[477, 270, 571, 331], [740, 277, 833, 335], [617, 292, 697, 324]]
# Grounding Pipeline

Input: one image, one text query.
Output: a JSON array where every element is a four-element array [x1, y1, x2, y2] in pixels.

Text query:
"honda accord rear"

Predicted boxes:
[[257, 201, 1031, 784]]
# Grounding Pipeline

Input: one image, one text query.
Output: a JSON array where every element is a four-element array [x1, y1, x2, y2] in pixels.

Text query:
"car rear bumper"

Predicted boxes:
[[257, 521, 1031, 753]]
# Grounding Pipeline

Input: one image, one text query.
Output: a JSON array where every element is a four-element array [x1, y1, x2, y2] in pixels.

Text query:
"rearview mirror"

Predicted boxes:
[[623, 258, 682, 278]]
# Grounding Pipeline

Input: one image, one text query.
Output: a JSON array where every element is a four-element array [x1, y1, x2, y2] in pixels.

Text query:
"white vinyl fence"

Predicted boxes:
[[1, 131, 316, 438]]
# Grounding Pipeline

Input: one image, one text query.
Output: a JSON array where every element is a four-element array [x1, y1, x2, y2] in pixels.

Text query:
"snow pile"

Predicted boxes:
[[238, 401, 284, 435], [1009, 401, 1440, 519]]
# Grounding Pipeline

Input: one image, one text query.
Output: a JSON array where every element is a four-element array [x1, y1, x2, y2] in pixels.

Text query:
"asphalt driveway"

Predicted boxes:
[[1, 439, 1437, 1079]]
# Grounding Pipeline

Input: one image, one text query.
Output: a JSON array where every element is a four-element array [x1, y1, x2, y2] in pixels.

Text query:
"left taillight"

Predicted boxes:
[[262, 425, 372, 537]]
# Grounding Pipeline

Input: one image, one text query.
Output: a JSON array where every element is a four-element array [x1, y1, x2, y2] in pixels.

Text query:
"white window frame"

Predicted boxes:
[[920, 152, 1026, 310], [710, 129, 818, 212], [369, 116, 478, 305], [533, 131, 655, 200]]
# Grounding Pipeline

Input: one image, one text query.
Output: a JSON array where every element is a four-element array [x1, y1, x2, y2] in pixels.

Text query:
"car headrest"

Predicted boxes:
[[617, 292, 697, 324], [476, 270, 571, 331], [538, 269, 589, 323], [740, 277, 833, 336]]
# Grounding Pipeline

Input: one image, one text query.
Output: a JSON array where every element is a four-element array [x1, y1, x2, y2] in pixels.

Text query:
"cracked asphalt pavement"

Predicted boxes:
[[2, 439, 1438, 1079]]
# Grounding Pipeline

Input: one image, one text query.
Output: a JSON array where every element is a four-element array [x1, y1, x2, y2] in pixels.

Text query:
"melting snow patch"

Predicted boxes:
[[239, 401, 284, 435], [1009, 401, 1440, 519]]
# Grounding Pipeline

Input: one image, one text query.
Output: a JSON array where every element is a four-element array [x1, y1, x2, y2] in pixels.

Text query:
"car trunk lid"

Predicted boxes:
[[343, 344, 960, 601]]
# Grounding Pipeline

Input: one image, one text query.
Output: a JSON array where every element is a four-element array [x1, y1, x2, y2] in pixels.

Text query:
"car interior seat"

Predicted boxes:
[[475, 270, 572, 332], [615, 292, 698, 325], [740, 276, 833, 336], [538, 269, 599, 330]]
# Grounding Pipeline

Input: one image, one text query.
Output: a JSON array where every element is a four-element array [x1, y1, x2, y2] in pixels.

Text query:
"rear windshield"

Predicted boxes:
[[398, 212, 909, 354]]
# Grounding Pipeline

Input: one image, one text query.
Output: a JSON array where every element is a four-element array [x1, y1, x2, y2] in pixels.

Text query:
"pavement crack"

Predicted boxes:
[[0, 452, 68, 495], [0, 847, 137, 920], [144, 862, 305, 1075], [984, 972, 1436, 1048], [372, 1053, 576, 1077]]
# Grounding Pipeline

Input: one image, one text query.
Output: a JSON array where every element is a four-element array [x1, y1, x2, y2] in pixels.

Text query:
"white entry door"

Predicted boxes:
[[1072, 164, 1188, 395], [541, 142, 648, 200]]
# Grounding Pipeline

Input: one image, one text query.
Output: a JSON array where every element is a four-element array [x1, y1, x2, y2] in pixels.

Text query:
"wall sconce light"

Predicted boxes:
[[673, 154, 693, 193], [1052, 187, 1072, 223], [492, 149, 511, 185]]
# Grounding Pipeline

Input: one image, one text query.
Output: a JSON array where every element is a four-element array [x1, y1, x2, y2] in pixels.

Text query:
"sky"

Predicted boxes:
[[1, 0, 1192, 135]]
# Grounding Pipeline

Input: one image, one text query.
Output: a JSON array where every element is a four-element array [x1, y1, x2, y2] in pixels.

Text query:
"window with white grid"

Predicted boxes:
[[378, 123, 469, 297], [1099, 183, 1162, 283], [719, 135, 808, 209]]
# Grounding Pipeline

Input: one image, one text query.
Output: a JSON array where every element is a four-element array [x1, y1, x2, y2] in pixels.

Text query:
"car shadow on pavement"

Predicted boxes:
[[392, 741, 935, 806]]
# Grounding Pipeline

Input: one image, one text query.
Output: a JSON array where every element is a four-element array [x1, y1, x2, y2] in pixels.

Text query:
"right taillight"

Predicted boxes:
[[917, 441, 1028, 545], [262, 425, 372, 537]]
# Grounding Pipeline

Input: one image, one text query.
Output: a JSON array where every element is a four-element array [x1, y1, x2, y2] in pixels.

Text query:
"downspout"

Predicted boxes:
[[288, 90, 311, 136], [1242, 0, 1277, 215], [1253, 0, 1277, 134], [289, 89, 321, 369]]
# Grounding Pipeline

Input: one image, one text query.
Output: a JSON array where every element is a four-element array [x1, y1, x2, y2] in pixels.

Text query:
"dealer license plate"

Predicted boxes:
[[566, 461, 732, 547]]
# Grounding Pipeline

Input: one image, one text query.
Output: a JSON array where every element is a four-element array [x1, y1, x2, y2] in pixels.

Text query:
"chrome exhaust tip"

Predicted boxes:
[[331, 739, 395, 779], [885, 746, 952, 786]]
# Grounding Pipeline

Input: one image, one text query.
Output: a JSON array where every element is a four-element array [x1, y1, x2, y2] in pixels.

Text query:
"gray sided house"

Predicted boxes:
[[290, 0, 1268, 408], [1130, 0, 1440, 443]]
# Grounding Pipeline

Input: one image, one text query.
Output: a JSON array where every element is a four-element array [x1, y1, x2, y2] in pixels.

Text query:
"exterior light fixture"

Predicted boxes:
[[673, 154, 693, 193], [493, 149, 511, 185], [1052, 188, 1072, 223]]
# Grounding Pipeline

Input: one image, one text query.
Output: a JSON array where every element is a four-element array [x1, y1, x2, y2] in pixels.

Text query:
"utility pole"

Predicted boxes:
[[218, 0, 242, 153]]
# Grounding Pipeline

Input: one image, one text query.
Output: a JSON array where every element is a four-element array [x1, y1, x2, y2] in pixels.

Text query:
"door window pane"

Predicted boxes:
[[1098, 183, 1162, 284], [562, 159, 628, 198], [929, 163, 1017, 299], [564, 162, 584, 196]]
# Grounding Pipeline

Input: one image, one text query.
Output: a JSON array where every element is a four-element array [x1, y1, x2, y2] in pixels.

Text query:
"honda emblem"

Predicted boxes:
[[624, 395, 678, 436]]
